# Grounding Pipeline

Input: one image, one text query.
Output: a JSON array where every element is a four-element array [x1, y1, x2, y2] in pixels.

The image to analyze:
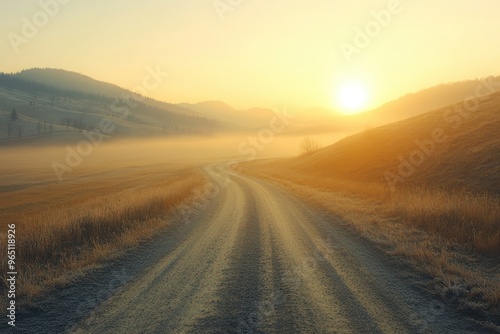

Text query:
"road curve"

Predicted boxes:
[[70, 163, 479, 334]]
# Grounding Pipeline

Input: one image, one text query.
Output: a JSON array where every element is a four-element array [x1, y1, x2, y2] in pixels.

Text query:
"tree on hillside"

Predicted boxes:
[[10, 109, 17, 121], [299, 137, 321, 155], [7, 122, 13, 137], [32, 91, 38, 108], [50, 94, 56, 108]]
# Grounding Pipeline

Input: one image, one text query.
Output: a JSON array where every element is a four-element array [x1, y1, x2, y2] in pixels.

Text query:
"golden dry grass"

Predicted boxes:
[[389, 188, 500, 252], [0, 163, 207, 305]]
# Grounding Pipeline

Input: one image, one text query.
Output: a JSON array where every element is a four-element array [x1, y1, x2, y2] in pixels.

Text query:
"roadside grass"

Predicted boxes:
[[241, 166, 500, 318], [0, 168, 207, 305], [389, 188, 500, 253]]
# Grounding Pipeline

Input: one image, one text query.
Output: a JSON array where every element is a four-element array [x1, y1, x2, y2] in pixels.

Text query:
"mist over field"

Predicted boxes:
[[0, 134, 320, 183]]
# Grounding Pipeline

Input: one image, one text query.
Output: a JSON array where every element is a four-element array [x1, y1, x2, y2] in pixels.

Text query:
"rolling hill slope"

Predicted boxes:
[[10, 68, 283, 132], [262, 90, 500, 195], [354, 76, 500, 126], [14, 68, 204, 118], [0, 70, 223, 143], [276, 76, 500, 136]]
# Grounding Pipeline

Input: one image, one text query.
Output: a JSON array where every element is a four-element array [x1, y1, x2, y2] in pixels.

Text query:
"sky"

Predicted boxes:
[[1, 0, 500, 112]]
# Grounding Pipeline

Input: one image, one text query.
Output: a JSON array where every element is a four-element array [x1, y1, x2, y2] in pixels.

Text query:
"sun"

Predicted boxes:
[[335, 81, 370, 115]]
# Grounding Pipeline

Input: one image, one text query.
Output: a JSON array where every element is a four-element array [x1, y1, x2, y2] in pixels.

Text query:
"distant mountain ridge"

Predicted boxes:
[[6, 68, 500, 137], [15, 68, 124, 97], [0, 69, 224, 142], [12, 68, 278, 129]]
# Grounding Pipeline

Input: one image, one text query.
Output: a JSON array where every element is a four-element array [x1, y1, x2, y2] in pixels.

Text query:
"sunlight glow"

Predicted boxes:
[[336, 81, 370, 115]]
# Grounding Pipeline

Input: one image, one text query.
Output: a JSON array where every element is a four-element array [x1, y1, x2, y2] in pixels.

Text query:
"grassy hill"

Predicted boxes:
[[353, 76, 500, 126], [0, 71, 223, 144], [14, 68, 206, 118], [265, 90, 500, 196], [15, 68, 125, 98]]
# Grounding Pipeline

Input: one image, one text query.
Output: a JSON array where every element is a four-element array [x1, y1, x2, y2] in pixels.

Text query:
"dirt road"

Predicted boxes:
[[12, 163, 484, 333]]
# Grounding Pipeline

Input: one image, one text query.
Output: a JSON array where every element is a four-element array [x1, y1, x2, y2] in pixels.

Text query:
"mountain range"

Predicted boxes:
[[1, 68, 499, 145]]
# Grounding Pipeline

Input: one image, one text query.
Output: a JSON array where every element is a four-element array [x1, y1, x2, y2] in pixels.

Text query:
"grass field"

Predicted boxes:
[[0, 146, 208, 305]]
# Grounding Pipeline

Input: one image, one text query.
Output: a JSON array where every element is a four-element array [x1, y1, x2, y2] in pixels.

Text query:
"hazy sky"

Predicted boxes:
[[2, 0, 499, 111]]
